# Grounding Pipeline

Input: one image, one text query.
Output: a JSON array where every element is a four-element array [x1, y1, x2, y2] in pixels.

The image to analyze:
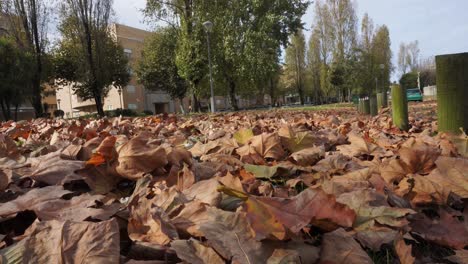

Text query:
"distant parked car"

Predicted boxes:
[[407, 88, 423, 102]]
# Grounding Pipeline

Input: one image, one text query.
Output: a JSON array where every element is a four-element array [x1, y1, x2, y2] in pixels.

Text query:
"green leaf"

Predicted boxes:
[[244, 164, 285, 179], [233, 128, 254, 145]]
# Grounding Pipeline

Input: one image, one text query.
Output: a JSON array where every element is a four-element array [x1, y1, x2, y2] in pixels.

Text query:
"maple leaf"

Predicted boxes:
[[116, 133, 168, 180], [0, 219, 120, 263], [171, 239, 224, 264], [337, 132, 386, 158], [410, 209, 468, 249], [319, 228, 373, 264], [218, 185, 356, 240], [237, 133, 286, 160]]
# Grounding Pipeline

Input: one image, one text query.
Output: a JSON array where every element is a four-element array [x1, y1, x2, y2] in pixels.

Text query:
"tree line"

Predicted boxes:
[[0, 0, 436, 119]]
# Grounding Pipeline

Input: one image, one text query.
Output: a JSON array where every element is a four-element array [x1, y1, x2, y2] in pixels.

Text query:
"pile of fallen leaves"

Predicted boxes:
[[1, 102, 468, 263]]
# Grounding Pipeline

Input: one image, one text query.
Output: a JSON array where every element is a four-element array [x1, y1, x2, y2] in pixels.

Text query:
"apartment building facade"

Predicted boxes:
[[57, 23, 176, 118]]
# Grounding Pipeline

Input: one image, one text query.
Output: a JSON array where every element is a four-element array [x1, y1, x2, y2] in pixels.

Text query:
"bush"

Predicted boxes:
[[104, 108, 138, 117], [142, 110, 153, 116], [53, 109, 65, 118]]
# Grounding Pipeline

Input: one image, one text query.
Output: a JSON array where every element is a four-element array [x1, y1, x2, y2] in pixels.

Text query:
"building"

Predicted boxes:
[[56, 23, 177, 117]]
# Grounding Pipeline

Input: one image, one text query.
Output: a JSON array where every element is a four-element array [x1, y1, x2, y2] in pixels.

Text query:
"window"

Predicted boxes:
[[128, 103, 137, 110], [107, 105, 113, 110], [126, 85, 135, 93], [124, 48, 132, 59]]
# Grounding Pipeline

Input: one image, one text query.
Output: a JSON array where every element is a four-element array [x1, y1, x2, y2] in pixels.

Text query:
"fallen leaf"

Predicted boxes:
[[219, 186, 356, 240], [319, 228, 373, 264], [116, 133, 168, 180], [0, 186, 72, 220], [289, 146, 325, 166], [171, 239, 224, 264], [337, 132, 386, 158], [199, 208, 274, 264], [410, 210, 468, 249], [445, 250, 468, 263], [233, 128, 254, 145], [395, 174, 450, 206], [395, 235, 415, 264], [0, 219, 120, 263], [236, 133, 286, 160]]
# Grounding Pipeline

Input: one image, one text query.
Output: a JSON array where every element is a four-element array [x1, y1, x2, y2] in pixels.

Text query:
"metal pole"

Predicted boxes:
[[118, 89, 123, 109], [206, 31, 215, 113]]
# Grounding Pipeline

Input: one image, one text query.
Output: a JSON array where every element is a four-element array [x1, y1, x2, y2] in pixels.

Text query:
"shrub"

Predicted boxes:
[[53, 109, 65, 118]]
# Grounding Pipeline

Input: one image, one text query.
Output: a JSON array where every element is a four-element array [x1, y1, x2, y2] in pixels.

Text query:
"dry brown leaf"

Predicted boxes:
[[171, 239, 224, 264], [199, 208, 275, 264], [127, 184, 186, 245], [236, 133, 286, 160], [0, 186, 72, 220], [336, 132, 386, 158], [445, 250, 468, 263], [116, 133, 168, 180], [398, 138, 440, 174], [410, 210, 468, 249], [26, 151, 85, 185], [219, 186, 356, 240], [319, 228, 373, 264], [394, 235, 415, 264], [289, 146, 325, 166], [425, 156, 468, 198], [33, 193, 121, 221], [395, 174, 450, 206], [0, 168, 12, 191], [0, 219, 120, 263]]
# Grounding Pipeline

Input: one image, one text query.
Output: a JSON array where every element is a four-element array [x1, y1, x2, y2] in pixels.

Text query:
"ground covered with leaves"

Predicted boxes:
[[0, 101, 467, 264]]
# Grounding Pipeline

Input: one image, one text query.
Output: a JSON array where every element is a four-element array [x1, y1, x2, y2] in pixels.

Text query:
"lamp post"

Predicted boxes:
[[203, 20, 215, 113]]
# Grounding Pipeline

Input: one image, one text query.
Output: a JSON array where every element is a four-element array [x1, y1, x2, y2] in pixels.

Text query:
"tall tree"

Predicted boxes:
[[398, 40, 420, 76], [0, 37, 33, 121], [136, 27, 187, 111], [54, 0, 129, 116], [398, 43, 408, 75], [372, 25, 392, 94], [285, 29, 307, 105], [307, 30, 323, 104], [54, 1, 130, 116], [1, 0, 51, 117], [144, 0, 207, 112], [203, 0, 308, 110], [327, 0, 358, 61]]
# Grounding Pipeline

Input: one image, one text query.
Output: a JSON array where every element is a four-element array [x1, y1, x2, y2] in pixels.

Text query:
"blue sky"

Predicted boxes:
[[114, 0, 468, 82]]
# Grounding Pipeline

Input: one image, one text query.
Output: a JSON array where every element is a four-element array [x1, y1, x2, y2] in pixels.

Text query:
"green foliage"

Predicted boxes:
[[144, 0, 308, 110], [399, 72, 418, 90], [137, 27, 187, 100], [0, 37, 34, 120], [53, 1, 130, 116], [285, 29, 307, 105]]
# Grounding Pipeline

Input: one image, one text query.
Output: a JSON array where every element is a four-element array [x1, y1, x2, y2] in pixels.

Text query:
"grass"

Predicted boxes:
[[279, 102, 355, 111]]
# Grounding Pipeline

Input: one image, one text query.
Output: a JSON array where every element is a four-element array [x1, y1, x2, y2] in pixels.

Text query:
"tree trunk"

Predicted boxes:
[[391, 84, 409, 131], [14, 103, 19, 121], [269, 77, 276, 107], [0, 99, 10, 121], [94, 93, 105, 117], [435, 52, 468, 133], [363, 97, 370, 115], [369, 95, 377, 116], [377, 92, 387, 109], [229, 80, 238, 111], [178, 97, 186, 115]]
